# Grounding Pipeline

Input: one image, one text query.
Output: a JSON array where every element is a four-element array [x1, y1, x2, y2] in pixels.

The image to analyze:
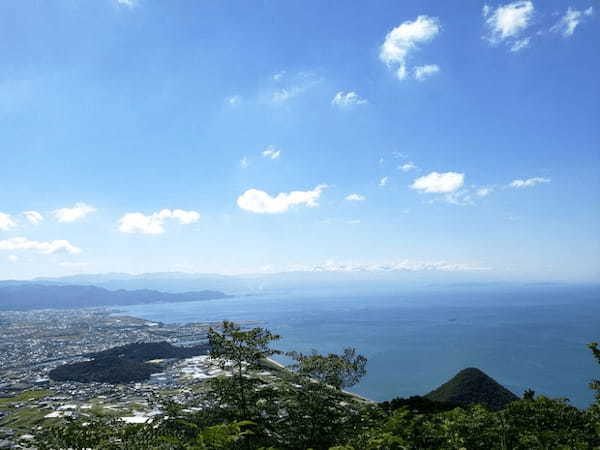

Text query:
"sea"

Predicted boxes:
[[120, 283, 600, 408]]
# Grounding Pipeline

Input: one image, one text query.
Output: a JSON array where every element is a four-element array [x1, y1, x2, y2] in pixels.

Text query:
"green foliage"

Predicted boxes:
[[287, 347, 367, 390], [0, 389, 53, 408], [31, 335, 600, 450], [589, 342, 600, 402]]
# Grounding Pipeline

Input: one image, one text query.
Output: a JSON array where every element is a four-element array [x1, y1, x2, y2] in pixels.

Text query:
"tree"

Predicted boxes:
[[287, 347, 367, 390], [589, 342, 600, 402], [207, 321, 281, 420]]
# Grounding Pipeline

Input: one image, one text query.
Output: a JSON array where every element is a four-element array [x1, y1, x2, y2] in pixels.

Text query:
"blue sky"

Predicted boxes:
[[0, 0, 598, 281]]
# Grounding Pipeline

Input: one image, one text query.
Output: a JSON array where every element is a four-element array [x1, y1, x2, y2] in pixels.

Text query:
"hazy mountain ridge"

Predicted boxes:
[[0, 284, 228, 311]]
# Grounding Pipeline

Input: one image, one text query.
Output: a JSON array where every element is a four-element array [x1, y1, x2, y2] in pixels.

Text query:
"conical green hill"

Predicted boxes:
[[425, 367, 519, 410]]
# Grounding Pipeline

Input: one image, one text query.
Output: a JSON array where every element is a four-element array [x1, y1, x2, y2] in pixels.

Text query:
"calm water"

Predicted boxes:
[[121, 284, 600, 408]]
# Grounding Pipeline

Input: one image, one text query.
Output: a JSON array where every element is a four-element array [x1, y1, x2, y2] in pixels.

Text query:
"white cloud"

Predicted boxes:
[[0, 237, 81, 254], [119, 209, 200, 234], [262, 146, 281, 160], [237, 184, 327, 214], [414, 64, 440, 81], [226, 95, 242, 106], [379, 176, 389, 187], [116, 0, 137, 7], [476, 187, 492, 197], [551, 7, 593, 37], [509, 177, 550, 188], [53, 203, 96, 223], [411, 172, 464, 193], [331, 91, 368, 107], [0, 213, 17, 231], [345, 193, 366, 202], [240, 157, 249, 169], [272, 71, 286, 81], [380, 15, 441, 81], [8, 254, 18, 262], [286, 259, 490, 273], [23, 210, 43, 225], [268, 72, 320, 104], [510, 37, 531, 52], [484, 1, 534, 47], [399, 162, 418, 172], [483, 4, 491, 17]]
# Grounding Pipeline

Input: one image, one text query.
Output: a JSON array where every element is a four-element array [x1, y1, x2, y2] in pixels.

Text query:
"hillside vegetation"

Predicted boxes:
[[48, 341, 209, 384], [35, 324, 600, 449]]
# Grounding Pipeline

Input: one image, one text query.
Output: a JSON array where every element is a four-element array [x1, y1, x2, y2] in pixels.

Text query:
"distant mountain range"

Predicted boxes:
[[0, 284, 228, 311], [0, 270, 536, 295]]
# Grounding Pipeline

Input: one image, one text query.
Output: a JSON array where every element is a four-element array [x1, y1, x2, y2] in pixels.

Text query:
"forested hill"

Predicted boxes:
[[0, 284, 228, 310], [425, 367, 519, 410]]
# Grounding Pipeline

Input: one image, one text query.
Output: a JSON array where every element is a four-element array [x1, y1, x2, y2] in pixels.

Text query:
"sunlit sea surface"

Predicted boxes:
[[120, 284, 600, 408]]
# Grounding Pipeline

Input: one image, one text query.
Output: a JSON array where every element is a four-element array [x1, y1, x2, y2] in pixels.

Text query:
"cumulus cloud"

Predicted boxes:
[[119, 209, 200, 234], [237, 185, 327, 214], [331, 91, 368, 107], [379, 176, 389, 187], [240, 157, 249, 169], [286, 259, 490, 273], [262, 146, 281, 160], [53, 203, 96, 223], [509, 177, 550, 188], [0, 237, 81, 254], [551, 7, 593, 37], [484, 1, 534, 49], [380, 15, 441, 80], [414, 64, 440, 81], [399, 162, 417, 172], [0, 213, 17, 231], [410, 172, 464, 193], [345, 193, 366, 202], [23, 210, 43, 225]]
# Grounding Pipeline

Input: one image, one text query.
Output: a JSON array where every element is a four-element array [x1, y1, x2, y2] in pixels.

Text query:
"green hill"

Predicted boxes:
[[425, 367, 519, 410], [49, 341, 209, 384]]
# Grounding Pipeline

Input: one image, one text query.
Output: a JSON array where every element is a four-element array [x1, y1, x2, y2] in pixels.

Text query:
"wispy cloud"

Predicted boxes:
[[240, 157, 249, 169], [0, 237, 81, 254], [226, 95, 242, 106], [116, 0, 138, 8], [331, 91, 368, 107], [237, 185, 327, 214], [484, 1, 534, 51], [262, 146, 281, 160], [0, 213, 17, 231], [509, 177, 550, 188], [399, 162, 417, 172], [380, 15, 441, 80], [119, 209, 200, 234], [551, 7, 593, 37], [379, 176, 389, 187], [53, 203, 96, 223], [23, 211, 43, 225], [414, 64, 440, 81], [267, 72, 321, 104], [345, 193, 366, 202], [285, 259, 490, 273]]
